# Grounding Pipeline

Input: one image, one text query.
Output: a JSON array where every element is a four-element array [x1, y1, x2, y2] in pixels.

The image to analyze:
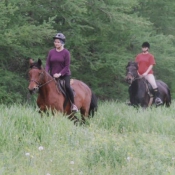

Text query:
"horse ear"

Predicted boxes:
[[29, 59, 34, 66], [126, 60, 133, 68], [38, 59, 42, 66]]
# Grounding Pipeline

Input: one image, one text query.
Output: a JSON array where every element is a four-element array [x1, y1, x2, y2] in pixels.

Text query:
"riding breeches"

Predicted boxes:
[[144, 74, 157, 89], [61, 75, 75, 103]]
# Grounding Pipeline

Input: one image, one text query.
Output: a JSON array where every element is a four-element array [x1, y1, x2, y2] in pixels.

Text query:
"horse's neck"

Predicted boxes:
[[131, 79, 139, 88], [131, 79, 146, 93], [39, 73, 62, 98]]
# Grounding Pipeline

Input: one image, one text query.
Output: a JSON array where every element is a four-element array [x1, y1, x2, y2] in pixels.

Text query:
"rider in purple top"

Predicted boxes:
[[46, 48, 71, 77], [45, 33, 78, 112]]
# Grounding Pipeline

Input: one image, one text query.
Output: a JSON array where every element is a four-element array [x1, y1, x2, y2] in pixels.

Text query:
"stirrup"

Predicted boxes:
[[72, 104, 78, 113], [155, 98, 163, 106]]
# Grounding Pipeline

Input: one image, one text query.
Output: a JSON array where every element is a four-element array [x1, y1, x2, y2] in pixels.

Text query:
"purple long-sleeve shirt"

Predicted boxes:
[[45, 48, 71, 76]]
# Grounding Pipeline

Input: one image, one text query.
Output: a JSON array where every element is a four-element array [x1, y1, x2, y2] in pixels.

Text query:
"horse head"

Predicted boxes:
[[125, 61, 139, 84], [28, 59, 44, 94]]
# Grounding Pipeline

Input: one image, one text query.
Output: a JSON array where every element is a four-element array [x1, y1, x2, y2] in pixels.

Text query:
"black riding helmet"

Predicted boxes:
[[53, 33, 66, 43], [142, 42, 150, 48]]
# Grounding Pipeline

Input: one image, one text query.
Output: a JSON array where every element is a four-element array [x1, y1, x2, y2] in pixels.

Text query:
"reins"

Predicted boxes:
[[134, 76, 142, 81], [39, 78, 54, 88]]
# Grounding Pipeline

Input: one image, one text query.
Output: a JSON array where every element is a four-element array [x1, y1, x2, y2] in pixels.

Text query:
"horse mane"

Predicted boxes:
[[126, 61, 138, 70]]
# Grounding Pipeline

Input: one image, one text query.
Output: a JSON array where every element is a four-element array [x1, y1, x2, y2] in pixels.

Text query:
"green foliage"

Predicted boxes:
[[0, 69, 28, 104], [137, 0, 175, 35], [0, 0, 55, 59], [1, 0, 175, 101]]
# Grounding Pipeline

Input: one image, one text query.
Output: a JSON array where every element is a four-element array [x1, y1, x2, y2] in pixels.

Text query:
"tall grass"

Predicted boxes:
[[1, 102, 175, 174]]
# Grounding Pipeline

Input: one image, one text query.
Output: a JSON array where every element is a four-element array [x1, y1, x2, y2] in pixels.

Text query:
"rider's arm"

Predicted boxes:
[[142, 65, 153, 76]]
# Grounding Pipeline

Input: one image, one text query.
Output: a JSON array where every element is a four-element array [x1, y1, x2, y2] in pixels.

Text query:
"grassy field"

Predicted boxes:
[[1, 101, 175, 175]]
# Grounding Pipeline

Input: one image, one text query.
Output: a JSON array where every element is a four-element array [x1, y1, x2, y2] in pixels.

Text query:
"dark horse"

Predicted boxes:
[[125, 61, 171, 108], [28, 59, 97, 123]]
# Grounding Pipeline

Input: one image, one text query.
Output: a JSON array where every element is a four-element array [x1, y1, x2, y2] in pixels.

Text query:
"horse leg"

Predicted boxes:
[[67, 113, 80, 125], [38, 105, 48, 117], [163, 97, 170, 107], [80, 107, 90, 124], [148, 97, 153, 107], [165, 90, 171, 107], [140, 97, 149, 108]]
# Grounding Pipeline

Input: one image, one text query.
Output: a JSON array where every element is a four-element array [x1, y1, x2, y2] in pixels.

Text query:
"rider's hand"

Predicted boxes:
[[53, 73, 61, 78], [141, 72, 147, 77]]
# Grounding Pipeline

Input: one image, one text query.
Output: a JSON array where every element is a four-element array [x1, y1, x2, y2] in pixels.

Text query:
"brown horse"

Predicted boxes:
[[28, 59, 97, 123]]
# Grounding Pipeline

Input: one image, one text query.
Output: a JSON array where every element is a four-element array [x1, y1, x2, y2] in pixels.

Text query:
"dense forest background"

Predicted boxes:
[[1, 0, 175, 104]]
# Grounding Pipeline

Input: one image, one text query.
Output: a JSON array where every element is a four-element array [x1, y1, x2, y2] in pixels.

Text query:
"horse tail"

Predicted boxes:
[[89, 92, 98, 117]]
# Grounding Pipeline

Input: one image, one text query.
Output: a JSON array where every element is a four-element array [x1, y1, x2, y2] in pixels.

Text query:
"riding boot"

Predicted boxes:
[[68, 89, 78, 112], [65, 86, 78, 112], [153, 88, 163, 106]]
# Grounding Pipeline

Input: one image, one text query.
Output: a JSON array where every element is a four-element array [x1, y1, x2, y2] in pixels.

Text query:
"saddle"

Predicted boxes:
[[56, 78, 75, 98], [57, 79, 67, 97]]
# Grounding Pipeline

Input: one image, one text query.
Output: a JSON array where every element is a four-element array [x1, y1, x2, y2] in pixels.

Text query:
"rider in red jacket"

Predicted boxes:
[[135, 42, 163, 105]]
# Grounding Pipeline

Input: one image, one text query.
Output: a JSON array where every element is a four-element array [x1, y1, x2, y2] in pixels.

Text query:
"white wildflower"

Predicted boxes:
[[25, 152, 30, 156], [38, 146, 44, 151], [70, 161, 74, 165], [127, 156, 131, 161]]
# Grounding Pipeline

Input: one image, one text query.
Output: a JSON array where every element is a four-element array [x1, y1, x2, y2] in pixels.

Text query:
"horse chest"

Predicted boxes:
[[130, 82, 149, 104], [37, 93, 64, 111]]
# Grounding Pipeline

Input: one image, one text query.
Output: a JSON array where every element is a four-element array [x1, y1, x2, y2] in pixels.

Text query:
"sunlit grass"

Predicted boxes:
[[1, 102, 175, 174]]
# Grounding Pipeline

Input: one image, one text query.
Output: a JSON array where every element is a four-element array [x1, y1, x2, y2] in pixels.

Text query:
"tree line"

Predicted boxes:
[[1, 0, 175, 104]]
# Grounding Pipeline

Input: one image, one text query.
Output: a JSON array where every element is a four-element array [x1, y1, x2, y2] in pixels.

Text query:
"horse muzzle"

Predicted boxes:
[[28, 86, 39, 94], [125, 77, 133, 84]]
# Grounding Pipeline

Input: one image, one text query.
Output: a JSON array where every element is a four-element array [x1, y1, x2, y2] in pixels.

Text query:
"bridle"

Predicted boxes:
[[127, 72, 136, 80], [29, 67, 54, 88], [126, 69, 140, 83]]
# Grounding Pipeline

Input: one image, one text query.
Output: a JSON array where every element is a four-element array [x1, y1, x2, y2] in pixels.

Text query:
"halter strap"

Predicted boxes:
[[29, 68, 54, 88], [127, 71, 141, 81]]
